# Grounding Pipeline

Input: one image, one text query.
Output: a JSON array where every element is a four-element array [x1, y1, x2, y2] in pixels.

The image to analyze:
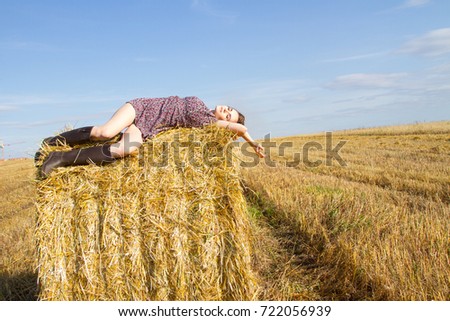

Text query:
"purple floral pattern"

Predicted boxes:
[[127, 96, 216, 139]]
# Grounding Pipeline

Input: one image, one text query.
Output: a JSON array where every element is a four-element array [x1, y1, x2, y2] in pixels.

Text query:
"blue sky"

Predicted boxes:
[[1, 0, 449, 158]]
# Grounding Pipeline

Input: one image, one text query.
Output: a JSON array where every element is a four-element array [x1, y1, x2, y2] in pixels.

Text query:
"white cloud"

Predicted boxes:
[[396, 28, 450, 57], [327, 73, 408, 90]]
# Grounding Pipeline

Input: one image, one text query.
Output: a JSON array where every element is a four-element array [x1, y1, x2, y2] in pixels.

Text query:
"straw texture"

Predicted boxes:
[[35, 126, 257, 300]]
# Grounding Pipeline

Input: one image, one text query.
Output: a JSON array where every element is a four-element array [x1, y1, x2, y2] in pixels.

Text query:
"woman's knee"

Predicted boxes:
[[109, 139, 142, 158], [91, 126, 117, 140]]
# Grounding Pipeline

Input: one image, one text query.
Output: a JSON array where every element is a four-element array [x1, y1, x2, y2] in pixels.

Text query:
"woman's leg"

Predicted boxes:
[[109, 124, 144, 158], [39, 124, 143, 178], [90, 103, 136, 141], [39, 144, 115, 178]]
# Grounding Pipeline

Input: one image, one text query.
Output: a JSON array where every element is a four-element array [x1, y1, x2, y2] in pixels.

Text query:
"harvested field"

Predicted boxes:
[[1, 121, 449, 300]]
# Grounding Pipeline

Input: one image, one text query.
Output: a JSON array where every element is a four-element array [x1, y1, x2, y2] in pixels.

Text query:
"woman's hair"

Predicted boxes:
[[237, 111, 245, 125], [229, 106, 245, 125]]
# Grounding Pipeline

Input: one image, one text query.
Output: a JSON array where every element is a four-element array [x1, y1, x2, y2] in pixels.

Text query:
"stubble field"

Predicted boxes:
[[1, 121, 449, 300]]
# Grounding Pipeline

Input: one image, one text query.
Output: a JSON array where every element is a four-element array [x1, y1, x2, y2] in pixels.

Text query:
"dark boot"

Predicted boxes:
[[43, 126, 94, 146], [35, 126, 94, 167], [39, 144, 115, 178]]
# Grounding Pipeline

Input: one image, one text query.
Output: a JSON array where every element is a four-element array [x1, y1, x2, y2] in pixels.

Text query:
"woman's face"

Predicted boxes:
[[214, 105, 239, 123]]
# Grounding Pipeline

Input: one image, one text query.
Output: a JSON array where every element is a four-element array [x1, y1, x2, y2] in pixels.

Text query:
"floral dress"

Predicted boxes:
[[127, 96, 216, 139]]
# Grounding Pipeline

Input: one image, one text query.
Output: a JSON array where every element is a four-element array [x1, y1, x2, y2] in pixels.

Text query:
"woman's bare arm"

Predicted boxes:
[[241, 131, 265, 158], [215, 120, 265, 158], [215, 120, 247, 136]]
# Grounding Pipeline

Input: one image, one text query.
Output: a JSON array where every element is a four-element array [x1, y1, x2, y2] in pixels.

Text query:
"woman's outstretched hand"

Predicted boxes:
[[253, 143, 266, 158], [239, 130, 265, 158]]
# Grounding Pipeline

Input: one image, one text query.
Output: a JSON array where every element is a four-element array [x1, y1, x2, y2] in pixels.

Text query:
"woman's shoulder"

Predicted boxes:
[[184, 96, 202, 102]]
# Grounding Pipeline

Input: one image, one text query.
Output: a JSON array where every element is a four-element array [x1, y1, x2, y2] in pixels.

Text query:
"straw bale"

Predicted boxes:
[[35, 126, 258, 300]]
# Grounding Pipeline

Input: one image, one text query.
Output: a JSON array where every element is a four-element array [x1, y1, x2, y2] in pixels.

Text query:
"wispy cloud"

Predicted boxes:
[[0, 119, 66, 129], [379, 0, 431, 13], [396, 28, 450, 57], [281, 96, 309, 104], [0, 110, 113, 129], [0, 105, 18, 112], [322, 50, 389, 63], [327, 73, 408, 90], [0, 93, 123, 107], [191, 0, 238, 24], [0, 95, 58, 106], [324, 28, 450, 64], [134, 57, 158, 63], [400, 0, 431, 8], [0, 40, 60, 52], [427, 62, 450, 73], [214, 78, 312, 110], [332, 93, 390, 104]]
